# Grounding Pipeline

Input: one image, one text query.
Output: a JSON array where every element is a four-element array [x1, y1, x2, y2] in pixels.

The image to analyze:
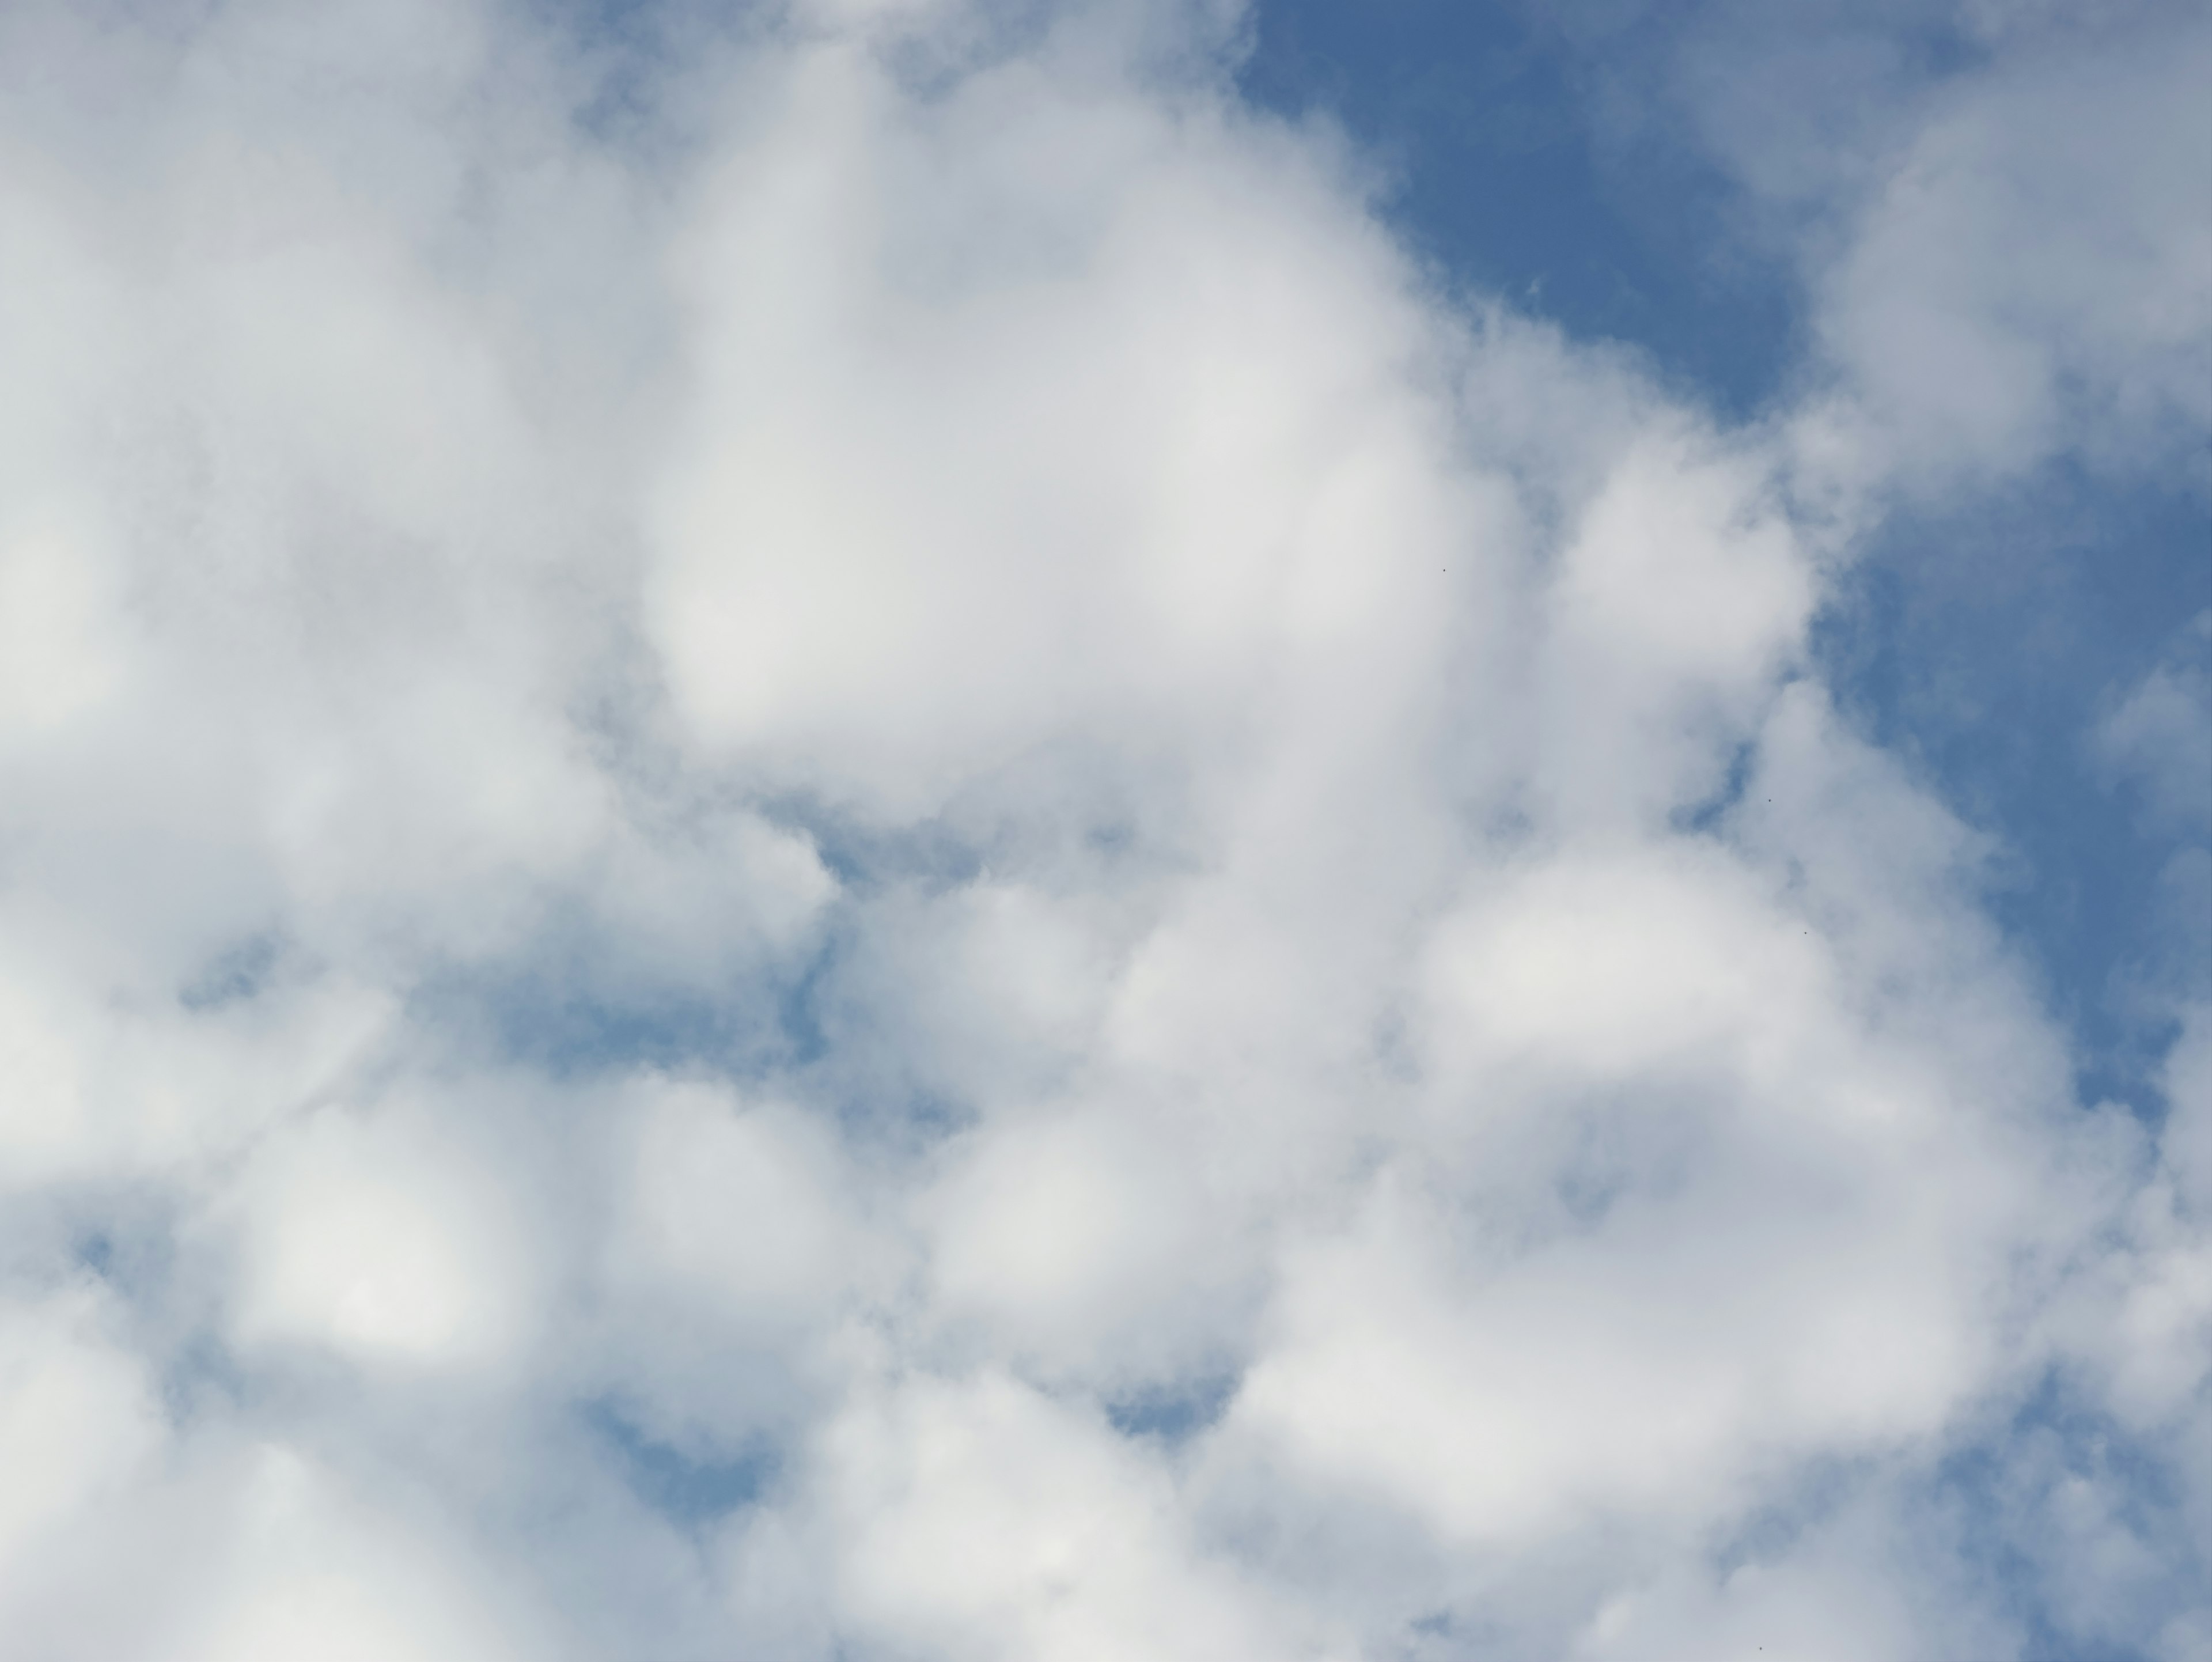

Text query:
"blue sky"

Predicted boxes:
[[1241, 0, 1802, 410], [0, 2, 2205, 1659], [1240, 0, 2210, 1115]]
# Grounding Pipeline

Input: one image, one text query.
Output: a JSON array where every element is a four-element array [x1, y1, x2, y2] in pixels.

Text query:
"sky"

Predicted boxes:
[[0, 2, 2205, 1660]]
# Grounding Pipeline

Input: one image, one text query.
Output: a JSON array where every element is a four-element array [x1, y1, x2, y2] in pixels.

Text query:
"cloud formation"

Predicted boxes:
[[0, 1, 2203, 1658]]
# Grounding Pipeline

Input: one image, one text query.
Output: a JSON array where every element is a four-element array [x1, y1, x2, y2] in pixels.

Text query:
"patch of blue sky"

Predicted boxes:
[[177, 930, 287, 1012], [1103, 1370, 1240, 1444], [43, 1183, 179, 1313], [71, 1230, 115, 1279], [411, 935, 809, 1080], [534, 0, 753, 146], [415, 966, 768, 1077], [1247, 0, 2211, 1120], [1817, 468, 2212, 1111], [757, 796, 988, 896], [1927, 1372, 2204, 1662], [1237, 0, 1801, 418], [423, 920, 990, 1171], [582, 1396, 780, 1526]]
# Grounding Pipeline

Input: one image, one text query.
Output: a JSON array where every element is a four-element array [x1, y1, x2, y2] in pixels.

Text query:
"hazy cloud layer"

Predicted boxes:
[[0, 1, 2204, 1659]]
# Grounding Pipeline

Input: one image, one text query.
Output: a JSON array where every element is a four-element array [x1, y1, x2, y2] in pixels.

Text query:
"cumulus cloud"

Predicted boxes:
[[1806, 16, 2212, 491], [0, 0, 2203, 1659], [1537, 0, 2211, 493]]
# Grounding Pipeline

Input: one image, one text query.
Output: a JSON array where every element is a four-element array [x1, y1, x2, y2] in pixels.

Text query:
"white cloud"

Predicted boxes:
[[0, 1286, 164, 1579], [793, 1371, 1315, 1660], [220, 1103, 541, 1372], [0, 0, 2200, 1657], [154, 1444, 548, 1662], [1810, 18, 2212, 489], [1540, 1, 2210, 497]]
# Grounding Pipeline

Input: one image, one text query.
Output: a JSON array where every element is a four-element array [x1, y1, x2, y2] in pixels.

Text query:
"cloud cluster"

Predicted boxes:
[[1545, 0, 2211, 492], [0, 1, 2203, 1658]]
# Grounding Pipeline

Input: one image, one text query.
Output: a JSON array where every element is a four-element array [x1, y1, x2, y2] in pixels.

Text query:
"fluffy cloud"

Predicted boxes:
[[1808, 14, 2212, 490], [1548, 0, 2212, 493], [0, 1, 2202, 1659]]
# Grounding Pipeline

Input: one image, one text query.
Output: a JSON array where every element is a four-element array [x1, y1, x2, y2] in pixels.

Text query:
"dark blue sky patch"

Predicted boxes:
[[178, 931, 285, 1012], [73, 1229, 115, 1279], [756, 796, 988, 898], [419, 969, 779, 1080], [774, 932, 842, 1071], [1926, 1372, 2200, 1662], [407, 889, 850, 1080], [1238, 0, 1800, 418], [1671, 737, 1759, 839], [57, 1190, 181, 1311], [535, 0, 778, 152], [583, 1396, 779, 1526], [821, 1085, 977, 1166], [1396, 1605, 1516, 1659], [1812, 468, 2212, 1111], [1105, 1371, 1238, 1444]]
